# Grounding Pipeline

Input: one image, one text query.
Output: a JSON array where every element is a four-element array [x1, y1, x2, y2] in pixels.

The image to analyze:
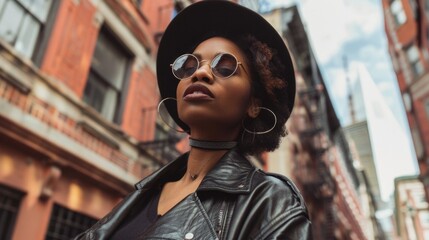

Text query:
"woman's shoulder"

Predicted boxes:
[[234, 169, 311, 239], [251, 169, 308, 212]]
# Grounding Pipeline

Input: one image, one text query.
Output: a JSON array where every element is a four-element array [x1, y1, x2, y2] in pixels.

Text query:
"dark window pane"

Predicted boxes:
[[92, 31, 127, 90], [45, 204, 97, 240], [83, 27, 130, 122], [83, 72, 108, 113], [0, 184, 25, 240]]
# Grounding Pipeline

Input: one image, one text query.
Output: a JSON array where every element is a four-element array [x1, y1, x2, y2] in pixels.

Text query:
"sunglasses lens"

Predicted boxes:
[[172, 54, 198, 79], [211, 53, 238, 78]]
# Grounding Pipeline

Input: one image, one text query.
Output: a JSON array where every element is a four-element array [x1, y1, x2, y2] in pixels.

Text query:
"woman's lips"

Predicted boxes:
[[183, 84, 214, 101]]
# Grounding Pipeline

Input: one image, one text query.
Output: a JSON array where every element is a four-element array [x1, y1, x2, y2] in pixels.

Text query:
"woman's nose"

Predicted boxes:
[[192, 62, 214, 83]]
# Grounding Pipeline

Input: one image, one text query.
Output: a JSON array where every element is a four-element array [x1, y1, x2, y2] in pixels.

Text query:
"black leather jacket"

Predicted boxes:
[[75, 149, 312, 239]]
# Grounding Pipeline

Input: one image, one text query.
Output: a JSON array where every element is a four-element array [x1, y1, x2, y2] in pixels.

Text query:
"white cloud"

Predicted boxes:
[[375, 62, 389, 71], [358, 45, 384, 60], [299, 0, 381, 64], [344, 0, 381, 38]]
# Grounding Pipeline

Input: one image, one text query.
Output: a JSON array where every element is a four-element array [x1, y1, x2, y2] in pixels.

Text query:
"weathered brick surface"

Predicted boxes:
[[122, 66, 159, 141], [0, 79, 149, 177], [41, 0, 98, 96]]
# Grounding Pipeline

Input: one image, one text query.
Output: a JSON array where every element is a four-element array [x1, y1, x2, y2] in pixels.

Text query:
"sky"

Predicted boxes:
[[265, 0, 419, 201]]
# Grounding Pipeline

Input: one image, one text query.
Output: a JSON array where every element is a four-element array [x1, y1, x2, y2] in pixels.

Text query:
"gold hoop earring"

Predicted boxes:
[[157, 97, 186, 133], [242, 107, 277, 135]]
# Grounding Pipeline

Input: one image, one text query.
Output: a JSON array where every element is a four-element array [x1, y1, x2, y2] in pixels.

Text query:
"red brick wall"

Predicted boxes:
[[41, 0, 98, 96], [395, 0, 417, 45], [414, 93, 429, 157], [142, 0, 177, 39], [383, 0, 429, 165], [122, 66, 159, 141], [39, 0, 175, 142]]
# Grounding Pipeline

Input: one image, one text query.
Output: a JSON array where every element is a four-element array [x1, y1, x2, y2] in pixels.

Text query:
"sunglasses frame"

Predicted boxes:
[[170, 53, 245, 80]]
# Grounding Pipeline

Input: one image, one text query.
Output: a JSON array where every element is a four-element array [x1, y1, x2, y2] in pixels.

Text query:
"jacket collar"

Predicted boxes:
[[135, 148, 256, 194]]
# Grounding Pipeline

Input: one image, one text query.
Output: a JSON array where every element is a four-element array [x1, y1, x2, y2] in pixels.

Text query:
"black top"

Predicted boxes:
[[110, 188, 162, 239]]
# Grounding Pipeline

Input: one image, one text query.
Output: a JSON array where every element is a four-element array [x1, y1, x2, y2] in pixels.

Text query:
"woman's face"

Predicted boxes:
[[176, 37, 255, 137]]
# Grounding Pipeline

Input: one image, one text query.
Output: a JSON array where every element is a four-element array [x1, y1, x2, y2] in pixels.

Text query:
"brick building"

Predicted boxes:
[[382, 0, 429, 199], [0, 0, 193, 239], [261, 5, 382, 240]]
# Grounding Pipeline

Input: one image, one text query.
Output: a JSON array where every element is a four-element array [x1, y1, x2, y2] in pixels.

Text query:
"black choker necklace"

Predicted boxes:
[[189, 138, 237, 150]]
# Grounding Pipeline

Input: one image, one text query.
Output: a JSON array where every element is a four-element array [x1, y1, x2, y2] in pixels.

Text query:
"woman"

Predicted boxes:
[[76, 1, 311, 239]]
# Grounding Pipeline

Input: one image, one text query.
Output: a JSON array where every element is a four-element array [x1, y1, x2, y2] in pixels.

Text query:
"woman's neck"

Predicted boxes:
[[182, 127, 239, 183], [182, 147, 227, 183]]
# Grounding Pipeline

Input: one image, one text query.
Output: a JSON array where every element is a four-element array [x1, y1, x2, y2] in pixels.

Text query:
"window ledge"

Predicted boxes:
[[78, 119, 120, 150], [0, 40, 33, 93]]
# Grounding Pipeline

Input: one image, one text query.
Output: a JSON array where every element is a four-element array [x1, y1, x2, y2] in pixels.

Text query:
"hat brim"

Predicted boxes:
[[156, 1, 295, 132]]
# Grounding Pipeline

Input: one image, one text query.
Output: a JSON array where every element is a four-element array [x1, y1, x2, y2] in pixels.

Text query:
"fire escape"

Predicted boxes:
[[297, 85, 337, 239], [281, 6, 338, 239]]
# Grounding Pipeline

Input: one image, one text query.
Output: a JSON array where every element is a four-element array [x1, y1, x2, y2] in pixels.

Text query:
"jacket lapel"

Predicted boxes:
[[197, 149, 256, 194]]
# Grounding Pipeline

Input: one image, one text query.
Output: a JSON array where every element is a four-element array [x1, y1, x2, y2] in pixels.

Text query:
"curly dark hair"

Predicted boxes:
[[231, 35, 291, 155]]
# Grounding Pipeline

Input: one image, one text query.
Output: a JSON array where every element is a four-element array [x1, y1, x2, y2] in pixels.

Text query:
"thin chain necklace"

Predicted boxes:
[[188, 158, 211, 181]]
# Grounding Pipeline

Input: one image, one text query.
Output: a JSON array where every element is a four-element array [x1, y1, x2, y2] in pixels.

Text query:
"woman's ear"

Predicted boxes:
[[247, 98, 261, 118]]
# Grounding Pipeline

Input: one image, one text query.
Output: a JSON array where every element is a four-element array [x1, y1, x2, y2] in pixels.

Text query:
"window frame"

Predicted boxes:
[[45, 203, 98, 240], [0, 183, 25, 240], [390, 0, 407, 27], [0, 0, 60, 66], [405, 43, 424, 78], [83, 26, 133, 124]]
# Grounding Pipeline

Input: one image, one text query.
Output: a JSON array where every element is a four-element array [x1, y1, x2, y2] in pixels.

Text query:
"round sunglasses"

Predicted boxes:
[[170, 53, 246, 80]]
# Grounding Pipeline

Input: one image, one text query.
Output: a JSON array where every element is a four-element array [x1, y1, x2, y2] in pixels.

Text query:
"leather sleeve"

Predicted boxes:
[[260, 214, 312, 240], [248, 172, 313, 240]]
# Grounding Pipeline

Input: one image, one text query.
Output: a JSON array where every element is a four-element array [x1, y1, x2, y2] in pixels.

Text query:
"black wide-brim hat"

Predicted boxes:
[[157, 0, 295, 132]]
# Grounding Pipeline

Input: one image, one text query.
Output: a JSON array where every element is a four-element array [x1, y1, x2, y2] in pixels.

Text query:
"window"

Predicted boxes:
[[390, 0, 407, 26], [83, 27, 132, 123], [45, 204, 97, 240], [0, 184, 25, 240], [0, 0, 55, 60], [405, 44, 424, 78]]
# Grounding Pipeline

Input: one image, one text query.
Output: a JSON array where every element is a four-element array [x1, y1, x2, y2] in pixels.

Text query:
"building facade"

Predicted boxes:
[[394, 175, 429, 240], [343, 121, 383, 207], [382, 0, 429, 199], [262, 6, 379, 240], [343, 121, 386, 240], [0, 0, 193, 239]]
